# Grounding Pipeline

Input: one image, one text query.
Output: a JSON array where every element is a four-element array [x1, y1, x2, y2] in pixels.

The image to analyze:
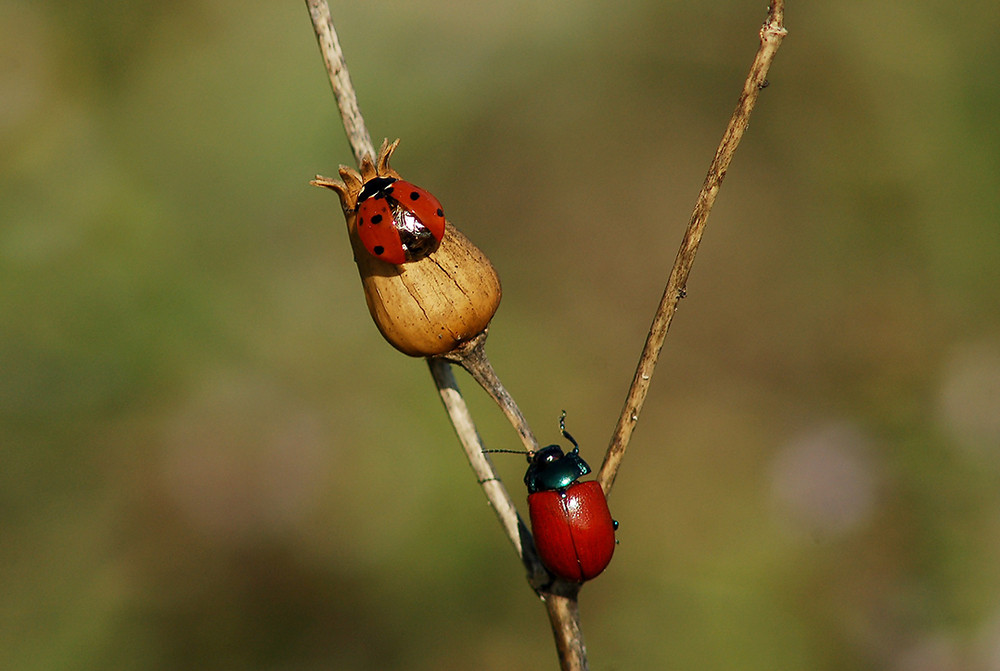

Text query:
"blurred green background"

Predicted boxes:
[[3, 1, 1000, 669]]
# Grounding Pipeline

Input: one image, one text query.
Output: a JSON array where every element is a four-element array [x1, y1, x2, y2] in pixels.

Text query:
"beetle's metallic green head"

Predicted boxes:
[[524, 445, 591, 494]]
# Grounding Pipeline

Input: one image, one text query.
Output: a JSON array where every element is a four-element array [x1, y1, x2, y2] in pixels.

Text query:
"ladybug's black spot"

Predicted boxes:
[[373, 246, 385, 256], [436, 208, 444, 217], [370, 214, 383, 224], [409, 191, 420, 201], [357, 217, 364, 226]]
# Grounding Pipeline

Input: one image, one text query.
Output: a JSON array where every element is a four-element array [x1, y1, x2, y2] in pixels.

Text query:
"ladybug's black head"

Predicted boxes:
[[357, 176, 397, 204]]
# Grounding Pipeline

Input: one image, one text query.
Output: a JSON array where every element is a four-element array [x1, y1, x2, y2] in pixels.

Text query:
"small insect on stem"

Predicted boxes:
[[494, 411, 620, 583]]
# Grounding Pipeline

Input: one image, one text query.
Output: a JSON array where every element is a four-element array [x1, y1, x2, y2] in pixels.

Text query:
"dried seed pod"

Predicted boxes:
[[312, 139, 502, 357]]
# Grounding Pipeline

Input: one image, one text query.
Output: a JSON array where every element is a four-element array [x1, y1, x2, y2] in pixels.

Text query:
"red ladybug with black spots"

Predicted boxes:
[[355, 176, 446, 265]]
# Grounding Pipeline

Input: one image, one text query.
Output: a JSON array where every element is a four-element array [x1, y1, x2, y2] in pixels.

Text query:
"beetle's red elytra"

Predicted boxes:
[[523, 413, 617, 582], [529, 480, 616, 582]]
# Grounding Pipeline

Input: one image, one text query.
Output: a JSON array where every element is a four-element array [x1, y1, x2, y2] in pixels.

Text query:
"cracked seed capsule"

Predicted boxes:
[[312, 139, 502, 357]]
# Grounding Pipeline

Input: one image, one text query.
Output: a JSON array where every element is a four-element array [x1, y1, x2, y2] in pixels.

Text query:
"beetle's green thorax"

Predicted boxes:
[[524, 445, 591, 494]]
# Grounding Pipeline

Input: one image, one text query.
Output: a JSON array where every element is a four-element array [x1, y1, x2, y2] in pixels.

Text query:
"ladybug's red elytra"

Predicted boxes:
[[524, 413, 617, 582], [355, 176, 445, 264]]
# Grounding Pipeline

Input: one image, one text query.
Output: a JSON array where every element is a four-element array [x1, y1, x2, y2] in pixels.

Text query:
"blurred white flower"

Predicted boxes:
[[937, 340, 1000, 457], [770, 422, 878, 537]]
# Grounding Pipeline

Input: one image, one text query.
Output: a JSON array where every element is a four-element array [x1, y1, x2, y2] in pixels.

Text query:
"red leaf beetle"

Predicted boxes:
[[523, 413, 618, 582], [355, 176, 446, 265]]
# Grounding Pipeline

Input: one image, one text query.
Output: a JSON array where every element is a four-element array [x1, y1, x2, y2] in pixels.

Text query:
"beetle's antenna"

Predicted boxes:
[[482, 448, 530, 455], [559, 410, 579, 450]]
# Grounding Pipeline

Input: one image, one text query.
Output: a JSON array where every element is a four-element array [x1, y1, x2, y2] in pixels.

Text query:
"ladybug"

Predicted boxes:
[[355, 176, 446, 265], [525, 414, 617, 582]]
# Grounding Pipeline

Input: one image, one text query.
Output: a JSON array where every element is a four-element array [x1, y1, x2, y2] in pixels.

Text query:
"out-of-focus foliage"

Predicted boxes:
[[3, 1, 1000, 669]]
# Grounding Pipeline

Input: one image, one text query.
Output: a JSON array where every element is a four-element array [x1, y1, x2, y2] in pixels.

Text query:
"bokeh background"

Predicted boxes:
[[4, 1, 1000, 669]]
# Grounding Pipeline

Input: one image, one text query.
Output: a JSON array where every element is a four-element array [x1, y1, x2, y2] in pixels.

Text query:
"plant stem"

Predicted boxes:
[[544, 587, 588, 671], [427, 357, 550, 586], [597, 0, 787, 494], [305, 2, 788, 669], [438, 334, 539, 455], [305, 0, 374, 164], [304, 0, 548, 587], [304, 0, 571, 664]]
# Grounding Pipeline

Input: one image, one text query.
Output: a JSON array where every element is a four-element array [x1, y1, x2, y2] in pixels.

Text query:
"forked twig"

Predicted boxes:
[[437, 336, 539, 455], [305, 2, 787, 669], [598, 0, 787, 494]]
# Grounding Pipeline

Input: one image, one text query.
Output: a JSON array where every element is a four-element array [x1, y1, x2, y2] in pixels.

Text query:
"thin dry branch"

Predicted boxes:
[[306, 0, 374, 164], [306, 5, 548, 572], [543, 587, 587, 670], [306, 2, 586, 663], [427, 356, 550, 587], [597, 0, 787, 494], [437, 336, 539, 455], [304, 0, 547, 588]]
